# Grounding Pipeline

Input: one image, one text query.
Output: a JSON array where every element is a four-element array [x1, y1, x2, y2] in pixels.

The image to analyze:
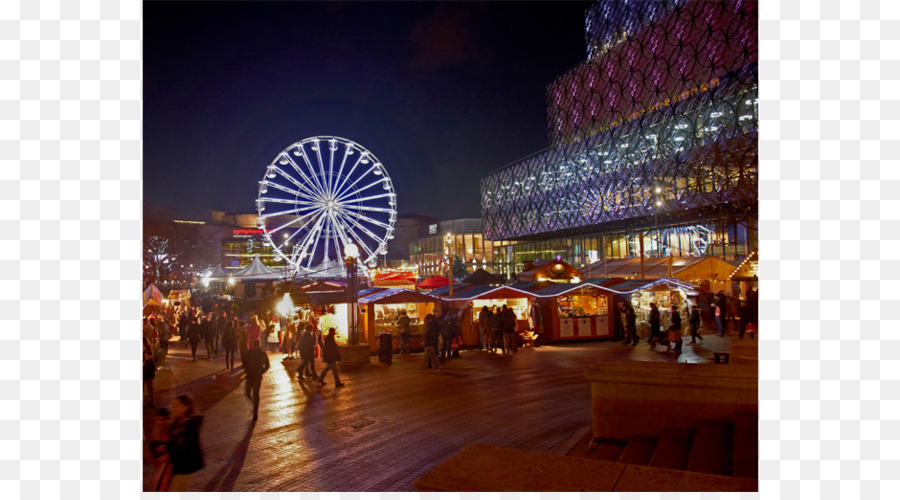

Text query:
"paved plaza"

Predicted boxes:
[[143, 334, 738, 492]]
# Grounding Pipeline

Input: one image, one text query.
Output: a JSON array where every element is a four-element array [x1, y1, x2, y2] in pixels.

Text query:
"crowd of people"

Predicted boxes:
[[476, 305, 520, 355]]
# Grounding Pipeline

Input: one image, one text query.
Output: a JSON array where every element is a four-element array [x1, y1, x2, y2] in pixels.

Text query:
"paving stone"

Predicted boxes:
[[144, 336, 733, 491]]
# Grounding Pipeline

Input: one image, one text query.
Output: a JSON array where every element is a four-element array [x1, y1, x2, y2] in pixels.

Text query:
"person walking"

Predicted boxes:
[[422, 314, 440, 370], [281, 318, 296, 360], [490, 306, 503, 353], [668, 305, 683, 353], [186, 317, 202, 362], [689, 306, 703, 343], [166, 394, 204, 492], [143, 338, 156, 407], [156, 317, 171, 363], [620, 302, 630, 344], [439, 312, 455, 361], [625, 302, 638, 346], [178, 312, 188, 341], [222, 318, 238, 370], [236, 319, 248, 369], [246, 315, 262, 350], [502, 305, 518, 355], [478, 305, 491, 350], [715, 291, 726, 336], [201, 314, 215, 360], [396, 310, 411, 355], [216, 311, 228, 355], [648, 303, 661, 349], [296, 324, 318, 380], [317, 328, 345, 387], [243, 340, 270, 419]]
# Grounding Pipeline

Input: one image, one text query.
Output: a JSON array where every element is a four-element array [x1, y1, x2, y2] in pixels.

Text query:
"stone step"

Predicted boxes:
[[564, 429, 595, 458], [591, 440, 627, 462], [648, 427, 696, 471], [687, 420, 734, 476], [733, 413, 758, 478], [616, 434, 658, 466]]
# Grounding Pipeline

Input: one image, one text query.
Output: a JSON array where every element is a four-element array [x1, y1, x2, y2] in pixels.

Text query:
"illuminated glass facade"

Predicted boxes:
[[481, 0, 758, 256]]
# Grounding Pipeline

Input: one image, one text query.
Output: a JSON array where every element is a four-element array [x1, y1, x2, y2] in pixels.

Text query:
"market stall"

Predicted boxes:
[[444, 285, 540, 346], [531, 278, 622, 343], [610, 278, 697, 338], [358, 288, 442, 353]]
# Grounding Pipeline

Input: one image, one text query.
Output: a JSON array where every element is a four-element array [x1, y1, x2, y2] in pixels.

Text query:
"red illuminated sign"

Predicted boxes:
[[232, 228, 273, 238]]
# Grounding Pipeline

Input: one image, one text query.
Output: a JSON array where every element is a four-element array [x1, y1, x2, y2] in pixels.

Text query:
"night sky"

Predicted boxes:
[[145, 1, 594, 221]]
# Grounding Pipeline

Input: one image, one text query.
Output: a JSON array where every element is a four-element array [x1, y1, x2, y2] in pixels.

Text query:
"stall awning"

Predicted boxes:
[[208, 265, 230, 280], [580, 256, 736, 281], [359, 288, 442, 305], [307, 291, 349, 306], [609, 278, 696, 295], [443, 285, 540, 301], [232, 257, 289, 281]]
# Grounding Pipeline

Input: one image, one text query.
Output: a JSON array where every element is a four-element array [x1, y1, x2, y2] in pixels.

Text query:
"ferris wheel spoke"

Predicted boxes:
[[333, 164, 377, 201], [300, 140, 329, 199], [268, 165, 318, 198], [270, 207, 326, 235], [286, 154, 329, 200], [298, 214, 327, 268], [332, 143, 352, 202], [282, 209, 327, 245], [332, 153, 364, 200], [295, 218, 324, 259], [256, 196, 316, 206], [263, 180, 319, 202], [313, 140, 328, 198], [326, 138, 338, 198], [344, 210, 392, 231], [342, 192, 394, 206], [333, 210, 377, 261], [342, 204, 396, 215], [327, 212, 348, 275], [258, 204, 321, 221], [335, 175, 385, 203]]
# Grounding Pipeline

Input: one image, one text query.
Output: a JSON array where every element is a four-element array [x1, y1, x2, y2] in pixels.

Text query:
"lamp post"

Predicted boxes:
[[654, 186, 662, 258], [344, 243, 360, 346], [446, 233, 454, 297]]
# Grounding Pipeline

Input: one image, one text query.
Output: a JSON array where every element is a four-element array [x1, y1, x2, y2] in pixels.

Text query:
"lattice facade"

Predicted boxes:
[[482, 0, 757, 241]]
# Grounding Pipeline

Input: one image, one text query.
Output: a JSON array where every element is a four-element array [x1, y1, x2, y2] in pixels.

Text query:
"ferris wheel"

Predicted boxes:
[[256, 136, 396, 276]]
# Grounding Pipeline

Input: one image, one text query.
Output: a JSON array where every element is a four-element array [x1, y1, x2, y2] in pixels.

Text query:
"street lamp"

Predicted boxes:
[[446, 233, 454, 297], [344, 243, 360, 346]]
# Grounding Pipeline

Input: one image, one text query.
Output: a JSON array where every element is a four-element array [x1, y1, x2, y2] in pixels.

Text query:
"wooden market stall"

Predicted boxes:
[[443, 285, 541, 347], [610, 278, 697, 339], [358, 288, 442, 353], [530, 278, 624, 343]]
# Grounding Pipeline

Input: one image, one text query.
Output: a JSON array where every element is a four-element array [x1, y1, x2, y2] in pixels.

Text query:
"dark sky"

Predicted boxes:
[[144, 1, 594, 221]]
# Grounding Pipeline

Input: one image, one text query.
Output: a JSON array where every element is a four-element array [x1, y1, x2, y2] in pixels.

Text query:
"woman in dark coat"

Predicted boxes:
[[187, 318, 202, 361], [166, 394, 204, 492], [143, 338, 156, 407], [222, 319, 238, 370], [316, 328, 344, 387], [648, 303, 661, 349], [296, 325, 318, 380]]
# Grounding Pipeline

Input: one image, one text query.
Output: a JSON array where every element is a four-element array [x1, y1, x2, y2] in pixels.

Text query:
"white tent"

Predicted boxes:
[[143, 284, 163, 305], [207, 265, 230, 280], [232, 257, 292, 281]]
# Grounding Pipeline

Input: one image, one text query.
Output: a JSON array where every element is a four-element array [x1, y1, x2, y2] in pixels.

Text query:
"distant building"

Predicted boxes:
[[410, 219, 512, 278], [385, 214, 439, 268], [481, 0, 758, 278]]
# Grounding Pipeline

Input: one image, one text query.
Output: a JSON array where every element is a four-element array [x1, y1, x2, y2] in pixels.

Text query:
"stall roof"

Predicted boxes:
[[426, 283, 474, 297], [208, 265, 230, 279], [608, 278, 696, 294], [507, 281, 549, 293], [443, 285, 540, 301], [579, 256, 736, 281], [462, 268, 506, 285], [359, 288, 442, 304], [306, 291, 347, 306], [357, 287, 385, 297]]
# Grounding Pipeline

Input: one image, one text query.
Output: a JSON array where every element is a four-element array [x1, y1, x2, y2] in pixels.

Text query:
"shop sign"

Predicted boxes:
[[747, 261, 758, 276], [428, 224, 438, 234], [233, 228, 269, 238]]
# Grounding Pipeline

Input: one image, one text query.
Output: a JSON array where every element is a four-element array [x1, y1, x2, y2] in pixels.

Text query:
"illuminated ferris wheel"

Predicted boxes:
[[256, 136, 396, 276]]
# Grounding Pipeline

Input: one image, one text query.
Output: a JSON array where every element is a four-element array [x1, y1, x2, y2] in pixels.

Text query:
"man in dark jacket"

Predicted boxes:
[[502, 305, 518, 355], [201, 315, 215, 360], [625, 303, 638, 346], [489, 307, 504, 353], [396, 310, 411, 355], [715, 291, 726, 336], [423, 314, 440, 370], [648, 303, 661, 347], [296, 325, 319, 380], [243, 340, 270, 419]]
